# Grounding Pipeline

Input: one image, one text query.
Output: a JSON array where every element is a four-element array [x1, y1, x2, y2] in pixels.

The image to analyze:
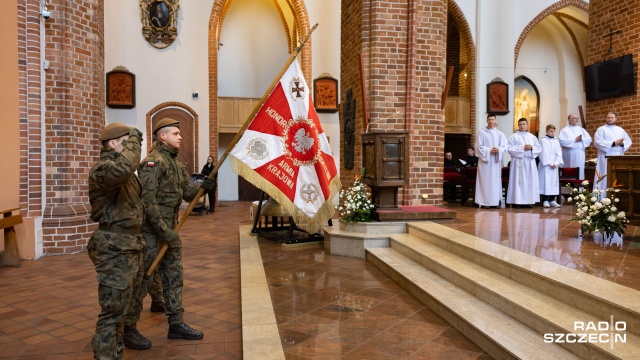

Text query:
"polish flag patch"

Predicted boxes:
[[147, 162, 155, 167]]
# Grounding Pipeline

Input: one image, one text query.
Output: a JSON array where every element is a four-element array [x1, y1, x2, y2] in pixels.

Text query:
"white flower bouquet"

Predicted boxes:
[[336, 175, 375, 222], [567, 178, 628, 238]]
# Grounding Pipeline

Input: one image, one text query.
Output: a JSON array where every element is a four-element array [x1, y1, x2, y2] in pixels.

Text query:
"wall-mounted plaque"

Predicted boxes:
[[343, 88, 355, 169], [106, 66, 135, 109], [486, 78, 509, 115], [313, 74, 339, 113], [140, 0, 179, 49]]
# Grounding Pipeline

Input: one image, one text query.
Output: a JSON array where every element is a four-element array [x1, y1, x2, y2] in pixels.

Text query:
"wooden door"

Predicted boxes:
[[238, 176, 263, 201], [151, 108, 195, 174]]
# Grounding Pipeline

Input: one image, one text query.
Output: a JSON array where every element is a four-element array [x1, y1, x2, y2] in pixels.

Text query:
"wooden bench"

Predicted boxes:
[[0, 208, 22, 268]]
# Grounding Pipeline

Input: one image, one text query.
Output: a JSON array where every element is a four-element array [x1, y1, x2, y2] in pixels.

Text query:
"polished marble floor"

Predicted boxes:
[[440, 203, 640, 291], [0, 200, 638, 359]]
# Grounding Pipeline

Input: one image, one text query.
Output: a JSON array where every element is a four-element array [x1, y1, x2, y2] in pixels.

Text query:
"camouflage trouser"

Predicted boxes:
[[148, 271, 163, 302], [126, 230, 184, 326], [88, 231, 143, 360]]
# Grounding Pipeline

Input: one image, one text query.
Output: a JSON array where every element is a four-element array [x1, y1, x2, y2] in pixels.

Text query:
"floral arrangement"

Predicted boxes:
[[336, 175, 375, 222], [567, 178, 628, 239]]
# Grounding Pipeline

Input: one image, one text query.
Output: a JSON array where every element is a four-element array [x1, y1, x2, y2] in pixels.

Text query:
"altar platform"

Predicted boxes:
[[373, 205, 456, 221]]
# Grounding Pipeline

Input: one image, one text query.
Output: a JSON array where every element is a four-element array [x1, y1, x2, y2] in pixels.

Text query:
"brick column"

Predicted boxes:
[[341, 0, 447, 205], [40, 0, 104, 255], [585, 0, 640, 158]]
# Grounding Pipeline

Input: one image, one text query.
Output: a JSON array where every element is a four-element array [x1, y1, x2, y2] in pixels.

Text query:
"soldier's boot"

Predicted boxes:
[[168, 323, 204, 340], [150, 301, 165, 313], [123, 326, 152, 350]]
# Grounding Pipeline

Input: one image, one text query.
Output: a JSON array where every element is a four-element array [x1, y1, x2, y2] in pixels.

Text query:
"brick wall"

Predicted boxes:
[[339, 0, 365, 185], [407, 1, 447, 204], [585, 0, 640, 158], [447, 20, 460, 97], [341, 0, 447, 205], [17, 0, 44, 219], [39, 0, 104, 255]]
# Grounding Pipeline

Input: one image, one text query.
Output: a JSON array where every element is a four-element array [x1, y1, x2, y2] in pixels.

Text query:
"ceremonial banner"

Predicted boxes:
[[230, 59, 341, 233]]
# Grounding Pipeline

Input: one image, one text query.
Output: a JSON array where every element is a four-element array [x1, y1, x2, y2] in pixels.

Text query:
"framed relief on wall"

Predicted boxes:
[[313, 74, 339, 113], [486, 79, 509, 115], [106, 66, 135, 109], [140, 0, 180, 49]]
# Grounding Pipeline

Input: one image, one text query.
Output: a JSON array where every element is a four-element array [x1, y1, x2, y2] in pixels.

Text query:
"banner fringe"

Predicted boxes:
[[231, 156, 341, 234]]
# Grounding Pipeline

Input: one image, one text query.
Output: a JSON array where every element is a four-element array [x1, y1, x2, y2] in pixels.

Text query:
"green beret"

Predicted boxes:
[[153, 118, 181, 134], [99, 122, 133, 141]]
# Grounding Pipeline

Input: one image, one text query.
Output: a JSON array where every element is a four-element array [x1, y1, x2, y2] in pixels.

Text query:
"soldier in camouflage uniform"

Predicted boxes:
[[88, 123, 146, 359], [148, 271, 165, 312], [124, 118, 215, 347]]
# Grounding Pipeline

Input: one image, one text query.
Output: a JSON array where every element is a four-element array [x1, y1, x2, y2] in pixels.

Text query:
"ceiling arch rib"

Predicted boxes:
[[554, 12, 587, 29], [272, 0, 293, 52], [514, 0, 588, 68], [553, 13, 586, 90], [216, 0, 295, 54], [283, 0, 299, 52]]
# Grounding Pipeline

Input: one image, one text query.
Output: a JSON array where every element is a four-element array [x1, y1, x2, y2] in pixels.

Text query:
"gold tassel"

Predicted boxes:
[[231, 156, 341, 234]]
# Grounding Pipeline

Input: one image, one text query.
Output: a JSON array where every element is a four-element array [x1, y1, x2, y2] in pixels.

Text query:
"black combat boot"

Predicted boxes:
[[123, 326, 152, 350], [167, 323, 204, 340], [150, 301, 165, 313]]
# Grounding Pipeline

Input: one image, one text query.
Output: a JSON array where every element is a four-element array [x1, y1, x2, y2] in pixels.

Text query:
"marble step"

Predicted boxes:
[[384, 233, 640, 360], [367, 247, 580, 360], [322, 221, 408, 258], [405, 222, 640, 336]]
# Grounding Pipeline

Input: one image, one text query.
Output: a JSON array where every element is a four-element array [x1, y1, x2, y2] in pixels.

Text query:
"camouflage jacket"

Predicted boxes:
[[88, 135, 144, 252], [138, 142, 199, 239]]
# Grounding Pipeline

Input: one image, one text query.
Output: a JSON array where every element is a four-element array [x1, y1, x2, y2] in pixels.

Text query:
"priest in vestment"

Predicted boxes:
[[474, 114, 507, 207], [506, 118, 541, 207], [558, 114, 592, 179], [593, 111, 632, 192]]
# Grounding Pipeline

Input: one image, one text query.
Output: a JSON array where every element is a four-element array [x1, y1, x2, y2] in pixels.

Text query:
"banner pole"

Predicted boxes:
[[146, 23, 319, 276]]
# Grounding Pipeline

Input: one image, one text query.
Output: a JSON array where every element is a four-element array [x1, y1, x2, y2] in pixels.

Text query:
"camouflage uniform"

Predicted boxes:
[[148, 271, 164, 303], [126, 141, 199, 327], [88, 134, 144, 360]]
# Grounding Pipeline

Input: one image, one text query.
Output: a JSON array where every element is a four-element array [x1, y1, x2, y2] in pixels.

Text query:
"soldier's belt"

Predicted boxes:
[[98, 223, 141, 235], [159, 204, 180, 214]]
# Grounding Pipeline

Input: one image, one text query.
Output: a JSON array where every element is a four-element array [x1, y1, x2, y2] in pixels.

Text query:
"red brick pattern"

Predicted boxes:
[[17, 0, 44, 218], [341, 0, 447, 205], [16, 0, 105, 255], [585, 0, 640, 158]]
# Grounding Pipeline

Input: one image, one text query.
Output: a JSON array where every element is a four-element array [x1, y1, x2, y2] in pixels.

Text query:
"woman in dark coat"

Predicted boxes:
[[201, 156, 217, 213]]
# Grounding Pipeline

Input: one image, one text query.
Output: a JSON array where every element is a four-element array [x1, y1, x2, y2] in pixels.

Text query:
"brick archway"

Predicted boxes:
[[449, 0, 477, 143], [514, 0, 589, 68], [207, 0, 312, 161]]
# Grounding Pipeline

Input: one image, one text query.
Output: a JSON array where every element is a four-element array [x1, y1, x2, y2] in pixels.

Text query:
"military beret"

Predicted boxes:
[[99, 122, 133, 141], [153, 118, 181, 134]]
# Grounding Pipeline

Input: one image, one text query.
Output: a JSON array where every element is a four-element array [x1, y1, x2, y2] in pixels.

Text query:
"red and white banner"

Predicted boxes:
[[230, 59, 341, 233]]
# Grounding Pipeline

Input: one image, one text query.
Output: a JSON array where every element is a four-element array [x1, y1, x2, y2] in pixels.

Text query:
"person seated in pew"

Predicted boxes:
[[444, 152, 462, 201], [462, 147, 478, 167]]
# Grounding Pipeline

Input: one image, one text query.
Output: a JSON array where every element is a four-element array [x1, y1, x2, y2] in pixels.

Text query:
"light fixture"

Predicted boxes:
[[40, 1, 51, 19]]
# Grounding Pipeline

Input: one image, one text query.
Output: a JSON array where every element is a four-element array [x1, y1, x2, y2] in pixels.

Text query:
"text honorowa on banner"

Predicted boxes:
[[230, 59, 341, 234]]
